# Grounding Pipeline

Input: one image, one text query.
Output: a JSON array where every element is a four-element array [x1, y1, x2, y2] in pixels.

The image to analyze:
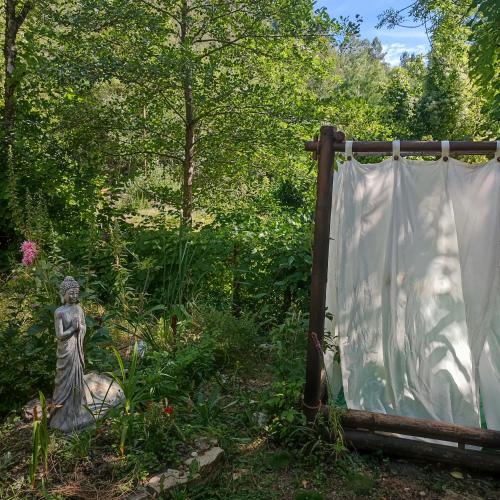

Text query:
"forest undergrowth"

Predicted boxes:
[[1, 289, 500, 499]]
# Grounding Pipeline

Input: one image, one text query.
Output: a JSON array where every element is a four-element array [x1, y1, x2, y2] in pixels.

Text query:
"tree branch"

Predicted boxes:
[[137, 0, 182, 26], [191, 4, 252, 42], [15, 0, 34, 26], [102, 149, 183, 162]]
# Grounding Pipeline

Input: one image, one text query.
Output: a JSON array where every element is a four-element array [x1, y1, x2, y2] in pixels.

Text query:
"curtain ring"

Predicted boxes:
[[345, 140, 353, 161], [442, 140, 450, 161], [392, 140, 400, 160]]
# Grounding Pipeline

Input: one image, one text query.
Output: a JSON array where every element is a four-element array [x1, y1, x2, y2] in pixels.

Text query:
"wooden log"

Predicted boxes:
[[321, 406, 500, 449], [304, 139, 498, 155], [344, 429, 500, 473], [303, 125, 335, 421], [329, 408, 500, 449]]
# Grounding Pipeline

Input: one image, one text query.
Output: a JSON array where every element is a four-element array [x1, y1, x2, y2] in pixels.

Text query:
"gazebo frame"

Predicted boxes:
[[302, 125, 500, 472]]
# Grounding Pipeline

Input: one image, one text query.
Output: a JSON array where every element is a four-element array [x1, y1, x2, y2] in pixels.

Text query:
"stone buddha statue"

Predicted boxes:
[[49, 276, 88, 433]]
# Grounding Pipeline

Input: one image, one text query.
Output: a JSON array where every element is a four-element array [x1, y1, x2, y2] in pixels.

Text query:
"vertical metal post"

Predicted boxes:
[[303, 125, 336, 420]]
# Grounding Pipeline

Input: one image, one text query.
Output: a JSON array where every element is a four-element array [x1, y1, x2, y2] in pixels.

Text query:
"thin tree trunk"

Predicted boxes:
[[182, 75, 195, 224], [1, 0, 34, 245], [231, 242, 242, 317], [180, 0, 195, 226], [142, 105, 148, 174], [4, 0, 18, 155]]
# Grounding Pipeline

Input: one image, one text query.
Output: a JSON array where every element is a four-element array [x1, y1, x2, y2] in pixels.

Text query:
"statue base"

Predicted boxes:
[[23, 372, 124, 431]]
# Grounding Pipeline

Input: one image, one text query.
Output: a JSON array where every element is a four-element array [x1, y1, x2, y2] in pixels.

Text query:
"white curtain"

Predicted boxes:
[[448, 158, 500, 429], [326, 142, 500, 430]]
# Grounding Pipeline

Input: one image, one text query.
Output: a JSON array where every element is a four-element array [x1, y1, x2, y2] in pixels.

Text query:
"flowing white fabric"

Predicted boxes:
[[326, 150, 500, 429], [448, 155, 500, 430]]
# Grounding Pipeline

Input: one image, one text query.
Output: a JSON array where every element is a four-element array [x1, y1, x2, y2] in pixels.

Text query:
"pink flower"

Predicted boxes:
[[20, 240, 38, 266]]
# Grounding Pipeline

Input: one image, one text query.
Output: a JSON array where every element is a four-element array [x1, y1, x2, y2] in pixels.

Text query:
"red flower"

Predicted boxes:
[[163, 406, 174, 415]]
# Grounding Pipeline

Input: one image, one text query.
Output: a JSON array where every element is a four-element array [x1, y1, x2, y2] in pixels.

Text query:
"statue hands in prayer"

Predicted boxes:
[[49, 276, 88, 433]]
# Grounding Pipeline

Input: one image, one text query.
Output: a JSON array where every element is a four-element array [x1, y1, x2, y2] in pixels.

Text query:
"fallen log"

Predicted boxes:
[[320, 407, 500, 449], [343, 429, 500, 473]]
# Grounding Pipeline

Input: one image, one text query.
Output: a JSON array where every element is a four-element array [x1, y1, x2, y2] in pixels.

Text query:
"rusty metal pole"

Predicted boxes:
[[303, 125, 336, 420]]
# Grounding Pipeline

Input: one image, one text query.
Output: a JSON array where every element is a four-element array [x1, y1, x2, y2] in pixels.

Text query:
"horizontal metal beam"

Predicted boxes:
[[305, 140, 498, 155]]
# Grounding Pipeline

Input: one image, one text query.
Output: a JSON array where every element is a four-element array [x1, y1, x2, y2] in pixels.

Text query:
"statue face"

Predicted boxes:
[[64, 287, 79, 304]]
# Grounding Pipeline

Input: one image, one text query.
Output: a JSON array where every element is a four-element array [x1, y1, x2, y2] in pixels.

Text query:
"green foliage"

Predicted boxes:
[[130, 401, 184, 466], [66, 428, 95, 460], [154, 337, 219, 393], [382, 55, 426, 138], [29, 392, 49, 489], [378, 0, 497, 136], [0, 255, 114, 416], [294, 490, 324, 500], [468, 0, 500, 120], [267, 450, 293, 470], [107, 342, 147, 456], [192, 388, 224, 427], [0, 260, 61, 416]]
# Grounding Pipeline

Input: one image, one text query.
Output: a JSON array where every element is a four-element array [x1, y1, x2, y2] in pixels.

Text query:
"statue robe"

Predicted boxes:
[[50, 304, 87, 433]]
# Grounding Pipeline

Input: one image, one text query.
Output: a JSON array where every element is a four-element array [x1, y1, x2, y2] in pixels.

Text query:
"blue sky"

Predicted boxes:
[[318, 0, 430, 65]]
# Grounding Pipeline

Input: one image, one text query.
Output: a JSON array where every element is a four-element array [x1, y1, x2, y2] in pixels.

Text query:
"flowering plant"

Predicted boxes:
[[20, 240, 38, 266]]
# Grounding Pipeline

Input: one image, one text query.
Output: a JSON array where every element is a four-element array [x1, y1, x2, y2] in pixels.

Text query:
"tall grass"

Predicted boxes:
[[107, 342, 146, 456]]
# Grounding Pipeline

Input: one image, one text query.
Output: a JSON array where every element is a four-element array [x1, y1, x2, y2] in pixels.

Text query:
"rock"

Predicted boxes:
[[253, 411, 267, 428], [145, 447, 224, 497], [127, 488, 151, 500], [127, 490, 149, 500], [84, 372, 124, 416], [184, 446, 223, 475], [148, 468, 186, 494], [22, 397, 52, 422], [194, 437, 211, 451]]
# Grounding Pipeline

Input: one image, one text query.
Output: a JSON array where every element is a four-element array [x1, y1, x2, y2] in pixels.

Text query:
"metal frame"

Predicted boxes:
[[302, 125, 500, 471]]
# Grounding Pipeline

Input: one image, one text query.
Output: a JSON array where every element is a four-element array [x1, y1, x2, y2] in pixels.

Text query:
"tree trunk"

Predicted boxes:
[[231, 242, 242, 317], [1, 0, 34, 246], [182, 75, 195, 225], [4, 0, 18, 155], [180, 0, 195, 226]]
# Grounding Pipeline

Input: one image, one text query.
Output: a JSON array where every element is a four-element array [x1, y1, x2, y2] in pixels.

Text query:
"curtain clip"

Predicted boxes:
[[442, 140, 450, 161], [345, 140, 353, 161], [392, 140, 400, 160]]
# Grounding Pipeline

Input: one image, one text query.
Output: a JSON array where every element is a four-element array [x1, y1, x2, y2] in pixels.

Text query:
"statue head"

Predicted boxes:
[[59, 276, 80, 304]]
